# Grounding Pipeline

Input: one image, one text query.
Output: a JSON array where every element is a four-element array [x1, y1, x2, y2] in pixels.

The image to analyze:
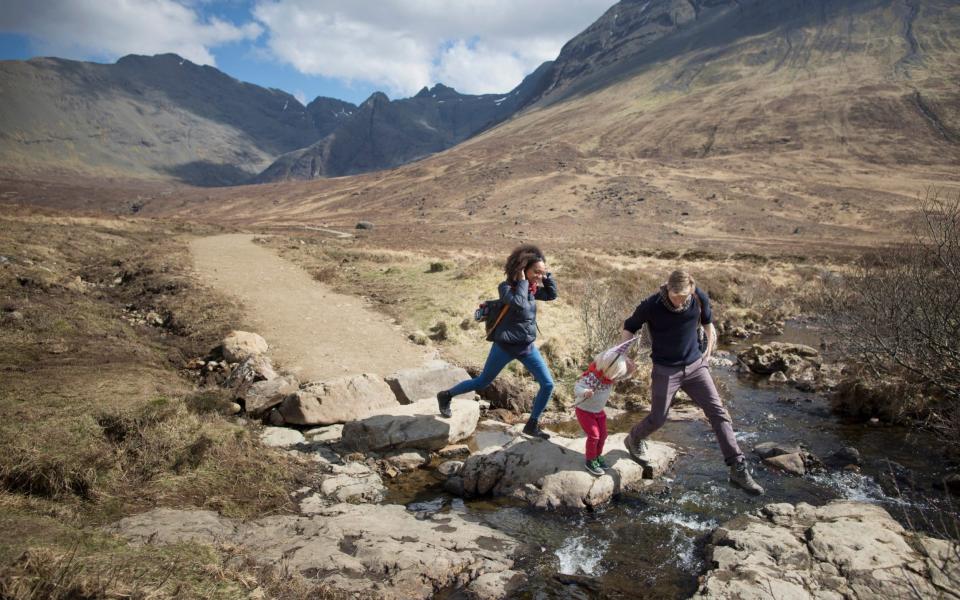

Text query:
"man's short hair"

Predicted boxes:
[[667, 270, 695, 294]]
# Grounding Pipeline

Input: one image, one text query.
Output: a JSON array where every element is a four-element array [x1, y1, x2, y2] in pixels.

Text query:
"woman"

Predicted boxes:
[[437, 244, 558, 439]]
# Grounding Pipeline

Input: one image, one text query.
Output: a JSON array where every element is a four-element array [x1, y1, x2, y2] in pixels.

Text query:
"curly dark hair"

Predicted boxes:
[[504, 244, 546, 282]]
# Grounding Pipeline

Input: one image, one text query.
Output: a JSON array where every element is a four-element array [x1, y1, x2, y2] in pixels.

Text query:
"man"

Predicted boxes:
[[621, 270, 764, 495]]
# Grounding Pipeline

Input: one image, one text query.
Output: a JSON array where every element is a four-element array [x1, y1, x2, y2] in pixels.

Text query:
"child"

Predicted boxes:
[[573, 348, 636, 476]]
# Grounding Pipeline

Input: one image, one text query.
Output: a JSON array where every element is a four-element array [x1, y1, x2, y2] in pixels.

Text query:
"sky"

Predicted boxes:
[[0, 0, 615, 105]]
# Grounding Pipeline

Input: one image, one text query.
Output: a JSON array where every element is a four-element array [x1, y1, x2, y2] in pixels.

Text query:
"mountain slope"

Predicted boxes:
[[0, 54, 354, 185], [157, 0, 960, 253]]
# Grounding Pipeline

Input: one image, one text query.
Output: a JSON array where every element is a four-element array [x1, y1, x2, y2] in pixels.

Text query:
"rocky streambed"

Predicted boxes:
[[112, 324, 960, 598]]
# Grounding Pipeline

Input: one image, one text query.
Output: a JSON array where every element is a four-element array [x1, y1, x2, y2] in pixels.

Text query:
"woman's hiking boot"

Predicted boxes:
[[437, 390, 452, 418], [729, 461, 765, 496], [522, 419, 550, 440], [624, 433, 650, 464], [584, 459, 604, 476]]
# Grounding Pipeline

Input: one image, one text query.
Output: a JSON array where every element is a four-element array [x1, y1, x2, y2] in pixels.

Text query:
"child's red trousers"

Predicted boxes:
[[575, 407, 607, 460]]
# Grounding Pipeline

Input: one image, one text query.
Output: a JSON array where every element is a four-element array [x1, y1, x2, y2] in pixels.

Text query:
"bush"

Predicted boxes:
[[819, 190, 960, 445]]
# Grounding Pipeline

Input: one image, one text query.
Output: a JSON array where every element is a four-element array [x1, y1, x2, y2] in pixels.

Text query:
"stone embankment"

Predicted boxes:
[[695, 500, 960, 599]]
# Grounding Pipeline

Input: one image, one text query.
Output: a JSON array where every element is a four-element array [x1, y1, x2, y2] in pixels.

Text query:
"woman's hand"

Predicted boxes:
[[583, 389, 594, 399]]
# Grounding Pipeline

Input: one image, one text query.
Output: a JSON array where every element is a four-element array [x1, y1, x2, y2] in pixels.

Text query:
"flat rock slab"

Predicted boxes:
[[694, 500, 960, 599], [280, 373, 400, 425], [110, 504, 520, 599], [342, 397, 479, 452], [386, 361, 472, 404], [453, 432, 677, 509]]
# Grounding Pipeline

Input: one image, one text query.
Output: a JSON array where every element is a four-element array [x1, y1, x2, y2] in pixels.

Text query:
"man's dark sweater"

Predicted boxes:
[[623, 287, 712, 367]]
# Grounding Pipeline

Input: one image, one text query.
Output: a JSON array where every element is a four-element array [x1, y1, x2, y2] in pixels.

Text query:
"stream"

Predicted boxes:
[[385, 320, 958, 599]]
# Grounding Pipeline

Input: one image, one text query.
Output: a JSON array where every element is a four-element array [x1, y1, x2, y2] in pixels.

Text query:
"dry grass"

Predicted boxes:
[[0, 215, 315, 594]]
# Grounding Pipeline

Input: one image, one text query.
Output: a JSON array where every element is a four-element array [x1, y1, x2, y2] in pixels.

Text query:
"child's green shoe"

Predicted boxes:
[[584, 458, 604, 476], [596, 456, 611, 470]]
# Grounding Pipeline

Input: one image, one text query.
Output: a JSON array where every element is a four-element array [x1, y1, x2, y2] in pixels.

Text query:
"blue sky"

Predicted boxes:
[[0, 0, 614, 106]]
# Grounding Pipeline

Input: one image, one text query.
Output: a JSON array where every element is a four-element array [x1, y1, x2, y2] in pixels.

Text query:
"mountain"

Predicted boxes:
[[0, 53, 359, 185], [252, 62, 552, 182]]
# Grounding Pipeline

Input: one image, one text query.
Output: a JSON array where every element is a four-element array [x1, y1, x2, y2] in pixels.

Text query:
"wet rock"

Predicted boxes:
[[110, 504, 519, 600], [243, 375, 299, 418], [260, 426, 303, 448], [763, 452, 806, 476], [830, 446, 862, 467], [341, 398, 479, 452], [355, 221, 374, 230], [437, 460, 464, 478], [455, 432, 677, 509], [438, 444, 471, 459], [280, 373, 400, 425], [221, 331, 268, 363], [695, 500, 959, 600], [384, 450, 430, 471], [753, 441, 802, 459], [386, 360, 471, 404], [769, 371, 788, 384]]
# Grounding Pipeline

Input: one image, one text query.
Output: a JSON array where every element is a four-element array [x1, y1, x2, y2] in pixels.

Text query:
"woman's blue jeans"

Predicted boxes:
[[446, 343, 555, 423]]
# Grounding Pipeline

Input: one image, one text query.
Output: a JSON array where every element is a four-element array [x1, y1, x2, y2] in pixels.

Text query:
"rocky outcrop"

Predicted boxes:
[[301, 461, 386, 506], [450, 432, 677, 509], [341, 398, 479, 452], [695, 500, 960, 599], [223, 354, 277, 389], [220, 330, 268, 363], [279, 373, 400, 425], [738, 342, 843, 392], [386, 361, 471, 404], [110, 504, 520, 599]]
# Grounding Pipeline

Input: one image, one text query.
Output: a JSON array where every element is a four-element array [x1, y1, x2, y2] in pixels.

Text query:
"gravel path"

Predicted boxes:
[[190, 233, 431, 381]]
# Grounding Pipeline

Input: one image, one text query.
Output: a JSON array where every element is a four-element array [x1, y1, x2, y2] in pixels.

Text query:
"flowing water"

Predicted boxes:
[[387, 320, 958, 598]]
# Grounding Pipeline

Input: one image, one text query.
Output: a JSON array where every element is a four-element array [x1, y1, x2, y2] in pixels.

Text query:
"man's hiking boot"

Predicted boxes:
[[437, 390, 452, 418], [624, 433, 650, 465], [596, 456, 611, 471], [522, 419, 550, 440], [584, 459, 604, 476], [730, 461, 765, 496]]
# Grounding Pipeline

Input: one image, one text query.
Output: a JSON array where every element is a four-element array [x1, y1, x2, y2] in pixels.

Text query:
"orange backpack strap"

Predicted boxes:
[[488, 304, 510, 336]]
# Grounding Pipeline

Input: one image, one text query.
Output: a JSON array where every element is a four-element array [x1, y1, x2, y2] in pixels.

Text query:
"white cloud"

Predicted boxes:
[[293, 89, 307, 105], [252, 0, 614, 96], [0, 0, 262, 66]]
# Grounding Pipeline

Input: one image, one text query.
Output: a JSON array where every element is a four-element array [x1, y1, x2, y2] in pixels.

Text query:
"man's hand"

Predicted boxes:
[[583, 389, 594, 399]]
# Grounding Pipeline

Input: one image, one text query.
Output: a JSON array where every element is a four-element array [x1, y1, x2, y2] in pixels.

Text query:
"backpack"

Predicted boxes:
[[474, 299, 510, 342]]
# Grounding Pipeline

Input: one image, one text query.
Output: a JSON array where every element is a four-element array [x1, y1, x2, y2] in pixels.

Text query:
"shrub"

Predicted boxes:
[[819, 190, 960, 446]]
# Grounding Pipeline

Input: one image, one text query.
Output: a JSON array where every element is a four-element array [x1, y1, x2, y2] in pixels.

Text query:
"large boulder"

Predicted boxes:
[[453, 432, 677, 509], [279, 373, 400, 425], [341, 398, 480, 452], [221, 331, 268, 363], [110, 504, 520, 600], [694, 500, 960, 599], [243, 375, 299, 418], [386, 360, 472, 404]]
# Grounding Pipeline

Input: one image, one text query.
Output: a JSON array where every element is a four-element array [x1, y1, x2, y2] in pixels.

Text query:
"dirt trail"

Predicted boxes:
[[190, 234, 432, 381]]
